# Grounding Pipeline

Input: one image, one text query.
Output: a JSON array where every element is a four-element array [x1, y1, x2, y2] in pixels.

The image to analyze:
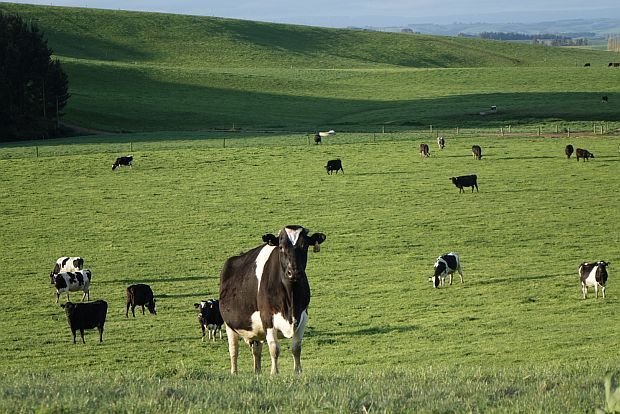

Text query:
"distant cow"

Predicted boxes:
[[325, 159, 344, 175], [61, 300, 108, 344], [602, 95, 608, 103], [419, 143, 430, 157], [219, 225, 326, 374], [471, 145, 482, 160], [575, 148, 594, 161], [314, 133, 321, 145], [431, 253, 464, 288], [565, 144, 574, 159], [194, 299, 224, 341], [112, 155, 133, 171], [614, 63, 620, 68], [450, 175, 478, 193], [584, 63, 590, 67], [126, 284, 157, 317], [579, 261, 610, 299], [53, 270, 92, 303], [437, 136, 445, 150], [50, 257, 84, 281]]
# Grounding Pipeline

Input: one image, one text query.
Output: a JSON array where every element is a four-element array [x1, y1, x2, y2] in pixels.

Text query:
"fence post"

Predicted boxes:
[[223, 137, 226, 148], [430, 125, 433, 133], [508, 125, 511, 133], [382, 125, 385, 134], [556, 124, 559, 134], [500, 127, 504, 136], [130, 142, 133, 152], [36, 146, 39, 158], [456, 127, 459, 135], [538, 127, 541, 136], [567, 127, 571, 138]]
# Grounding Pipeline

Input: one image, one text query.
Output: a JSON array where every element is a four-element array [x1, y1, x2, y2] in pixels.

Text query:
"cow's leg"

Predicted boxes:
[[142, 305, 145, 315], [226, 326, 240, 374], [80, 329, 85, 344], [266, 328, 280, 375], [457, 265, 464, 283], [131, 305, 136, 317], [291, 311, 308, 374], [98, 325, 104, 342], [594, 285, 599, 299], [71, 329, 77, 344], [126, 303, 131, 318], [582, 283, 587, 299], [602, 285, 606, 299], [56, 292, 60, 303], [250, 340, 263, 374], [219, 326, 223, 340], [200, 324, 206, 341]]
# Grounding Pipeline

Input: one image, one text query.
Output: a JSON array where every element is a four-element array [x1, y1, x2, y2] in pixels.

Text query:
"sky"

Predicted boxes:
[[7, 0, 620, 27]]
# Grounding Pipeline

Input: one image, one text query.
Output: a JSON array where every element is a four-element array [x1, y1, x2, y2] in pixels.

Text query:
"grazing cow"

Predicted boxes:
[[576, 148, 594, 161], [314, 133, 321, 145], [50, 257, 84, 282], [194, 299, 224, 341], [431, 253, 464, 288], [53, 270, 92, 303], [584, 63, 591, 67], [126, 284, 157, 317], [325, 159, 344, 175], [471, 145, 482, 160], [609, 62, 614, 67], [450, 175, 478, 193], [615, 63, 620, 68], [419, 143, 430, 157], [61, 300, 108, 344], [112, 155, 133, 171], [565, 144, 574, 159], [219, 225, 326, 374], [602, 95, 609, 103], [579, 261, 610, 299], [437, 136, 445, 150]]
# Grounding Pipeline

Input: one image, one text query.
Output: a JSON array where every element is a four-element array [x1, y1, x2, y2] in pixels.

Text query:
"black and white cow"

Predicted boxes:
[[219, 225, 326, 374], [602, 95, 609, 103], [126, 284, 157, 317], [419, 143, 430, 157], [450, 175, 478, 193], [431, 253, 464, 288], [50, 257, 84, 283], [471, 145, 482, 160], [579, 261, 610, 299], [437, 136, 445, 150], [112, 155, 133, 171], [53, 270, 92, 303], [194, 299, 224, 341], [576, 148, 594, 161], [61, 300, 108, 344], [325, 159, 344, 175], [565, 144, 574, 159]]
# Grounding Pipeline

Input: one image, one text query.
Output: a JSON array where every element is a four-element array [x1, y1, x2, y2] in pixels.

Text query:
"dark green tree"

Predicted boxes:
[[0, 13, 69, 141]]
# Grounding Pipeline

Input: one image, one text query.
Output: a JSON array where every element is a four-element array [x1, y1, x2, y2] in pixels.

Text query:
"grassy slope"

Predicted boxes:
[[1, 3, 619, 132]]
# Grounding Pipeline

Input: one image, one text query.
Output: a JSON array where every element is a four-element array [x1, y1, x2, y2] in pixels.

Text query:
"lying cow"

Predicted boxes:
[[61, 300, 108, 343], [450, 175, 478, 193], [579, 261, 610, 299], [126, 283, 157, 317], [471, 145, 482, 160], [112, 155, 133, 171], [419, 143, 430, 157], [431, 253, 464, 288], [325, 159, 344, 175], [576, 148, 594, 161], [194, 299, 224, 341], [53, 270, 92, 303], [437, 136, 445, 150], [565, 144, 574, 159]]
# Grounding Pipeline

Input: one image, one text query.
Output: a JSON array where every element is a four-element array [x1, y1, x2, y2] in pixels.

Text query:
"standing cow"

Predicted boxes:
[[450, 175, 478, 193], [565, 144, 574, 159], [313, 133, 321, 145], [112, 155, 133, 171], [52, 270, 92, 303], [579, 261, 609, 299], [576, 148, 594, 161], [431, 253, 464, 288], [471, 145, 482, 160], [61, 300, 108, 344], [419, 143, 430, 157], [51, 257, 84, 276], [126, 284, 157, 317], [194, 299, 224, 341], [437, 136, 445, 150], [219, 225, 326, 374], [325, 159, 344, 175]]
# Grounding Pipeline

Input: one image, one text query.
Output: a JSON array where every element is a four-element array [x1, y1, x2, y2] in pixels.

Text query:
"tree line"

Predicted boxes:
[[460, 31, 593, 46], [0, 13, 69, 141]]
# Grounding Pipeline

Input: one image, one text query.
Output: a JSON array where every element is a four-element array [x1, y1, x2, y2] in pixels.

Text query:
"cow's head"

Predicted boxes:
[[431, 261, 447, 288], [262, 226, 326, 282], [147, 298, 157, 315], [49, 272, 56, 284]]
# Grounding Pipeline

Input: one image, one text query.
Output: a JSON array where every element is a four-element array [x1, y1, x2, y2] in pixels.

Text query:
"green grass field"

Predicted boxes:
[[0, 132, 619, 412]]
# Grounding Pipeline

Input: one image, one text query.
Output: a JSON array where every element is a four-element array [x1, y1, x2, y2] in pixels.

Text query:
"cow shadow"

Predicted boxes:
[[309, 324, 419, 337]]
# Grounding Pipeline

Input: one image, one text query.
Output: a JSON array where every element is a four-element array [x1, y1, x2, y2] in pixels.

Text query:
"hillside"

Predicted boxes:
[[1, 3, 617, 133]]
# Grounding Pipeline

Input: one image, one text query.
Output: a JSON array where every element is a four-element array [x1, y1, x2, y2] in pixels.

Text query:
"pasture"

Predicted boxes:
[[0, 132, 619, 412]]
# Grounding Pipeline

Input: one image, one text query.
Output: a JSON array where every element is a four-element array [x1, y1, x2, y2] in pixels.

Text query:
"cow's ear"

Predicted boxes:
[[262, 234, 278, 246], [309, 233, 326, 252]]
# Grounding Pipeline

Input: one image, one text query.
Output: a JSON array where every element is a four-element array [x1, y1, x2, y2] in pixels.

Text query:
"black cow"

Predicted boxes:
[[112, 155, 133, 171], [61, 300, 108, 344], [437, 136, 445, 150], [615, 63, 620, 68], [194, 299, 224, 341], [219, 225, 326, 374], [450, 175, 478, 193], [471, 145, 482, 160], [126, 284, 157, 317], [602, 96, 609, 103], [314, 133, 321, 145], [325, 159, 344, 175], [431, 253, 464, 288], [419, 143, 430, 157], [579, 261, 610, 299], [565, 144, 574, 159], [576, 148, 594, 161], [584, 63, 591, 67]]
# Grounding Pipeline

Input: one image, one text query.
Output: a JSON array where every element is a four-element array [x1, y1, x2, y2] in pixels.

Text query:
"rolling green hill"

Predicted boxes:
[[1, 3, 619, 133]]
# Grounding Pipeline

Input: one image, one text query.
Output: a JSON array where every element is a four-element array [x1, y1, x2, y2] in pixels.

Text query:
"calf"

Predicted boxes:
[[53, 270, 92, 303], [579, 261, 610, 299], [419, 143, 430, 157], [576, 148, 594, 161], [325, 159, 344, 175], [126, 284, 157, 317], [431, 253, 464, 288], [471, 145, 482, 160], [61, 300, 108, 343], [437, 136, 445, 150], [194, 299, 224, 341], [112, 155, 133, 171], [565, 144, 574, 159], [450, 175, 478, 193]]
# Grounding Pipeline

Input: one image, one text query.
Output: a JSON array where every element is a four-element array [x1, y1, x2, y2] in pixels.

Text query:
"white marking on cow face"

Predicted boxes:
[[255, 245, 276, 289], [285, 227, 304, 246]]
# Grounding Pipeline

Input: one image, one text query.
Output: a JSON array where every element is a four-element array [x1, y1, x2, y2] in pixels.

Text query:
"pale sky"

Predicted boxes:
[[7, 0, 620, 26]]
